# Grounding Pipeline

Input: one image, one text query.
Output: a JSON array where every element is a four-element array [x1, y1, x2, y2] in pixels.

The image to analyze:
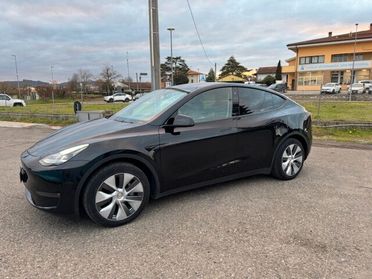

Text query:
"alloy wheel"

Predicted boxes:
[[281, 144, 303, 177], [95, 173, 144, 221]]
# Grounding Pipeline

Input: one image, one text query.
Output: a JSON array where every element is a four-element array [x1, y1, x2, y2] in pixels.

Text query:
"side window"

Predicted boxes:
[[238, 88, 285, 115], [238, 88, 265, 115], [270, 93, 285, 109], [0, 95, 4, 100], [178, 87, 232, 123]]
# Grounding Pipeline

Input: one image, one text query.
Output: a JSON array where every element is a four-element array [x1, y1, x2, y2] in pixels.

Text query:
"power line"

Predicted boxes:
[[186, 0, 214, 69]]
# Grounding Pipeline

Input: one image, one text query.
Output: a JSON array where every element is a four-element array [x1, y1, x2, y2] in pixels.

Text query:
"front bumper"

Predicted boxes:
[[20, 152, 87, 214]]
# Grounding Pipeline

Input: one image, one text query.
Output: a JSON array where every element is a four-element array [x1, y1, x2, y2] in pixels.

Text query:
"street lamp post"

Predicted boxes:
[[139, 73, 148, 92], [167, 27, 175, 86], [350, 23, 359, 101], [50, 65, 55, 105], [11, 55, 21, 98]]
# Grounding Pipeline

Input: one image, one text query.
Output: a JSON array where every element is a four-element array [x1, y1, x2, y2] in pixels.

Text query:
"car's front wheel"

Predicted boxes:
[[272, 138, 304, 180], [83, 163, 150, 227]]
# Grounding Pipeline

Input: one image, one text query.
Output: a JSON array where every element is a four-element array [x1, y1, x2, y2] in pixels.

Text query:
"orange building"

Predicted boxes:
[[283, 23, 372, 91]]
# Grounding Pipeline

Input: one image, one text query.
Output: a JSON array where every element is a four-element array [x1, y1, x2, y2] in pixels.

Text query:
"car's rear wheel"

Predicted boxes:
[[272, 138, 304, 180], [83, 162, 150, 227]]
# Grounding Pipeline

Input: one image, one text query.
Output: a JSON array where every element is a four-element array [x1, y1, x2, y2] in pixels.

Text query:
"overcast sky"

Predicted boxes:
[[0, 0, 371, 82]]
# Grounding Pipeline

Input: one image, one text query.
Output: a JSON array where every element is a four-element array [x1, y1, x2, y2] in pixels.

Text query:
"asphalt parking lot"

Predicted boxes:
[[0, 125, 371, 279]]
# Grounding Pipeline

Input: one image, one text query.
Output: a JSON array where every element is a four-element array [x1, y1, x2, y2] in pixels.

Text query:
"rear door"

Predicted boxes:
[[158, 87, 240, 193], [234, 87, 286, 173]]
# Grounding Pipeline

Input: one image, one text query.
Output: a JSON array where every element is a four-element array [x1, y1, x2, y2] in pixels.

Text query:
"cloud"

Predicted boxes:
[[0, 0, 371, 82]]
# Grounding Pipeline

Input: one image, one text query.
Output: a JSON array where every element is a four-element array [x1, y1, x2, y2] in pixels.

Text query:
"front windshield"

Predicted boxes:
[[112, 89, 187, 123]]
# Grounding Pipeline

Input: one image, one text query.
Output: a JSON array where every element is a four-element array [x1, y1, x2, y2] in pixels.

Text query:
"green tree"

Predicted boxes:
[[275, 60, 282, 80], [219, 56, 247, 78], [161, 56, 189, 85], [261, 75, 276, 86], [206, 68, 216, 82]]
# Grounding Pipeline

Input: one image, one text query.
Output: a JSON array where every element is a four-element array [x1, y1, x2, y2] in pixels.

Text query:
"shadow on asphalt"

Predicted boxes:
[[23, 174, 274, 230]]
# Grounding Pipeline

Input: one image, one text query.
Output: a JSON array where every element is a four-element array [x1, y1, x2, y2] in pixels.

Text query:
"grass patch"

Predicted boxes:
[[298, 101, 372, 122], [313, 127, 372, 144], [0, 115, 76, 126], [0, 102, 127, 115]]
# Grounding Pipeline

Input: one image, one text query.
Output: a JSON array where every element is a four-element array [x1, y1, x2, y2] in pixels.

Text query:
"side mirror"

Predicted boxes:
[[164, 114, 195, 131], [173, 114, 195, 127]]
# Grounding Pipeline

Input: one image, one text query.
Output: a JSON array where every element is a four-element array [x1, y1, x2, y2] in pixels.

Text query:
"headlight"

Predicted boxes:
[[39, 144, 89, 166]]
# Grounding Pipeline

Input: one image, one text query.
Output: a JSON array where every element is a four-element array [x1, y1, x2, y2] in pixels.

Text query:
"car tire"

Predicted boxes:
[[272, 138, 304, 180], [109, 98, 113, 103], [124, 98, 129, 102], [83, 162, 150, 227]]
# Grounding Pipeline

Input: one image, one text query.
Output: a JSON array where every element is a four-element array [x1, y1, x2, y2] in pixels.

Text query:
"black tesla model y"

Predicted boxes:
[[20, 83, 312, 227]]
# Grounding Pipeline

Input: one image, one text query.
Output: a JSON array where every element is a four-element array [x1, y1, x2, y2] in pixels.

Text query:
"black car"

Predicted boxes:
[[268, 83, 287, 93], [20, 83, 312, 227]]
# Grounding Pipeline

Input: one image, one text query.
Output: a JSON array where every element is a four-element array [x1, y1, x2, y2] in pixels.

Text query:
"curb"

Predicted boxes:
[[0, 121, 62, 130]]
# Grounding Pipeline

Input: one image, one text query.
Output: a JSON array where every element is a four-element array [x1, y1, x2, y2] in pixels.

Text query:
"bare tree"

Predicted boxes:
[[100, 66, 121, 94], [67, 73, 79, 93], [78, 69, 93, 94]]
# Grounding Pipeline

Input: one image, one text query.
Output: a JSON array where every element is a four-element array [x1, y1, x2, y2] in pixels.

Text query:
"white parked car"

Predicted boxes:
[[321, 83, 341, 94], [359, 80, 372, 94], [348, 83, 365, 94], [0, 93, 26, 107], [104, 92, 132, 103]]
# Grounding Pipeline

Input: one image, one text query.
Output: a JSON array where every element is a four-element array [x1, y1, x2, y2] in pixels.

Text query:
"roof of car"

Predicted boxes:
[[171, 82, 262, 93]]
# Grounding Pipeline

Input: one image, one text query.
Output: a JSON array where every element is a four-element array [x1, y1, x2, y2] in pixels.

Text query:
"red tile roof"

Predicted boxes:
[[287, 25, 372, 48], [256, 66, 277, 75], [187, 69, 202, 75]]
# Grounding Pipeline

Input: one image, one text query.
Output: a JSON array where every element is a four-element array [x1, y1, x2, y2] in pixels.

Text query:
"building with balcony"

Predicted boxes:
[[283, 23, 372, 91]]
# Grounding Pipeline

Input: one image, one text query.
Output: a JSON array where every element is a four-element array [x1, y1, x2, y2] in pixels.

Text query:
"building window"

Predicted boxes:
[[331, 53, 364, 62], [299, 55, 325, 65], [298, 71, 323, 86], [331, 71, 344, 83]]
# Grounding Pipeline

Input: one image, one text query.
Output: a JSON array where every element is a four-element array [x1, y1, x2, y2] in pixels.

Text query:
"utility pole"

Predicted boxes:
[[126, 51, 131, 93], [350, 23, 359, 101], [167, 27, 175, 85], [50, 65, 55, 105], [148, 0, 160, 90], [11, 55, 21, 98], [136, 73, 139, 92], [214, 62, 217, 82]]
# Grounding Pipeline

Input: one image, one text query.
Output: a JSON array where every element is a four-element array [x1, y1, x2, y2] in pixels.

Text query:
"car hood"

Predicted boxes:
[[27, 118, 141, 157], [322, 86, 335, 89]]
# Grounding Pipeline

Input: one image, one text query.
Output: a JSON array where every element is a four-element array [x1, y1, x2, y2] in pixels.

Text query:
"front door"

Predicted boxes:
[[158, 87, 239, 193]]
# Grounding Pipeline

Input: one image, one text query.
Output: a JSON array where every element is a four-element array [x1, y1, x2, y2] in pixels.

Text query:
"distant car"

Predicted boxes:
[[251, 83, 268, 88], [321, 83, 341, 94], [359, 80, 372, 94], [348, 83, 365, 94], [0, 93, 26, 107], [133, 93, 145, 101], [268, 83, 287, 93], [104, 93, 132, 103]]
